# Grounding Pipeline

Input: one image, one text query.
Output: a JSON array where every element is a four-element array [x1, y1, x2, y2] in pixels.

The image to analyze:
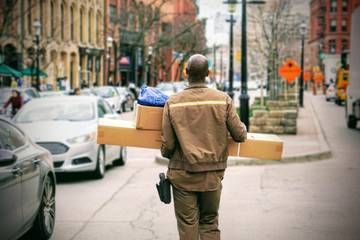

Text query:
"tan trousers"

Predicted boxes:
[[172, 186, 221, 240]]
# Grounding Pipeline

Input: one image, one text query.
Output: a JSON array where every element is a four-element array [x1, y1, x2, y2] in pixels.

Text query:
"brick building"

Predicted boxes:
[[309, 0, 360, 68], [103, 0, 205, 86], [0, 0, 105, 89]]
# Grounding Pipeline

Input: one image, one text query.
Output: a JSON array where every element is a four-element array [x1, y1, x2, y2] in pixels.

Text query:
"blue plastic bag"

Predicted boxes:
[[137, 86, 169, 107]]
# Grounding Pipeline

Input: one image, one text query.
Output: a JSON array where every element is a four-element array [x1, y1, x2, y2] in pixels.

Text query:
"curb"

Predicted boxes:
[[155, 94, 332, 166]]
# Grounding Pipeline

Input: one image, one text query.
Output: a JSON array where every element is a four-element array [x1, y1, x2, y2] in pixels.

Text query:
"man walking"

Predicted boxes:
[[161, 54, 247, 240]]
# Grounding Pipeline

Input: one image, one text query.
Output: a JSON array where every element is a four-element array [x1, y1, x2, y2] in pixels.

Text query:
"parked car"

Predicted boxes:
[[0, 117, 56, 240], [91, 86, 121, 113], [79, 88, 96, 96], [13, 96, 127, 179], [156, 82, 176, 96], [116, 87, 135, 112], [248, 81, 259, 90], [39, 91, 66, 98], [0, 87, 40, 118], [325, 82, 336, 101], [173, 81, 188, 93]]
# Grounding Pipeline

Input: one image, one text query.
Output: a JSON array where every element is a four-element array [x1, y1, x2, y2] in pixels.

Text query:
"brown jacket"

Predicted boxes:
[[161, 83, 247, 172]]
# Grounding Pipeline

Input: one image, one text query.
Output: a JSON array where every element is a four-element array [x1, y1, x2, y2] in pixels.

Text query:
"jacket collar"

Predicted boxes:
[[185, 83, 208, 90]]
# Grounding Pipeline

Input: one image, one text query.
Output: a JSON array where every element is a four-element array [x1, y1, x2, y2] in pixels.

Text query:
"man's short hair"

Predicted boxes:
[[186, 54, 209, 83]]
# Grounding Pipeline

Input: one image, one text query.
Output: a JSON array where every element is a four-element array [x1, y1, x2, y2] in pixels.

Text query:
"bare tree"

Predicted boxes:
[[248, 0, 304, 100], [114, 0, 206, 83]]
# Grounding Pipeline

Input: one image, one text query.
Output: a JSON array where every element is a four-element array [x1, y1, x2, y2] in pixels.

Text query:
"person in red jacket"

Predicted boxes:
[[3, 90, 23, 117]]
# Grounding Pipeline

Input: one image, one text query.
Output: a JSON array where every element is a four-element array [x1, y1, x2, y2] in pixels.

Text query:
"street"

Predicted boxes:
[[42, 93, 360, 240]]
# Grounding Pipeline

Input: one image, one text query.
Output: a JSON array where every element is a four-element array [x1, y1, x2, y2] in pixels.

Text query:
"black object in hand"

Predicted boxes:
[[156, 173, 171, 204]]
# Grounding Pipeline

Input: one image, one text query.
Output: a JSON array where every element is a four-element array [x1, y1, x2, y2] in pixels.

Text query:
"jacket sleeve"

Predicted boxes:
[[226, 97, 247, 142], [161, 102, 176, 158]]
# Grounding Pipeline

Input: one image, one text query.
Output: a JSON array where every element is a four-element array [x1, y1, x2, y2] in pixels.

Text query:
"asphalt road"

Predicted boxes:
[[21, 93, 360, 240]]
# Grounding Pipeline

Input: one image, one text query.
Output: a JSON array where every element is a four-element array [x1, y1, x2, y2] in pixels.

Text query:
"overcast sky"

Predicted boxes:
[[198, 0, 241, 46], [197, 0, 310, 47]]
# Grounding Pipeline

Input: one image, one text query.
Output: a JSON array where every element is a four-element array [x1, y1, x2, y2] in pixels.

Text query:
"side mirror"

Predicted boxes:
[[0, 149, 17, 167]]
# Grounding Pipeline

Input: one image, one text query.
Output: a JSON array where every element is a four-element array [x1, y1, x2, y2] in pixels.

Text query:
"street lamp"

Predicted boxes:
[[107, 36, 113, 85], [33, 20, 41, 91], [239, 0, 265, 130], [223, 0, 238, 99], [299, 21, 307, 107], [147, 46, 153, 86]]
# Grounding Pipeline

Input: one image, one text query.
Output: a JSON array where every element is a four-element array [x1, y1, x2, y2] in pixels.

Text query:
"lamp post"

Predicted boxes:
[[33, 20, 41, 91], [147, 46, 153, 86], [239, 0, 265, 130], [107, 36, 113, 85], [223, 0, 237, 99], [299, 21, 307, 107]]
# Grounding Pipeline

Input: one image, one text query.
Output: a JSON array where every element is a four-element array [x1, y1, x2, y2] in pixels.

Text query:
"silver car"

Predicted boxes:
[[91, 86, 121, 113], [13, 96, 127, 179], [0, 117, 56, 240]]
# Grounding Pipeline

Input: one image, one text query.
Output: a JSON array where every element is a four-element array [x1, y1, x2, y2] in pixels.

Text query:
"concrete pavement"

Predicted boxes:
[[35, 93, 360, 240]]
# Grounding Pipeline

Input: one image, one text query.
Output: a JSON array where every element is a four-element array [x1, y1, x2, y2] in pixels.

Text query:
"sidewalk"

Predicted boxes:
[[156, 92, 331, 166]]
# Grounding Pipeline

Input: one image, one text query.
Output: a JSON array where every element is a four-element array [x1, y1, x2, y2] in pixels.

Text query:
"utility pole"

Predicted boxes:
[[213, 44, 217, 82], [226, 15, 236, 99]]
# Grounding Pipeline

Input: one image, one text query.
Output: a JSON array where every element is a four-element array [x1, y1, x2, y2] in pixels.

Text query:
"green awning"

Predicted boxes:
[[0, 63, 23, 78], [22, 67, 48, 77]]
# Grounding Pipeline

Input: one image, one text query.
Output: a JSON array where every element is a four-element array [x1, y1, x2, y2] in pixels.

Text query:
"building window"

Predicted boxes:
[[110, 4, 117, 24], [330, 19, 337, 32], [330, 0, 337, 12], [61, 2, 65, 40], [329, 39, 336, 54], [342, 0, 348, 12], [28, 0, 32, 34], [80, 9, 84, 42], [40, 0, 44, 36], [50, 1, 55, 37], [342, 39, 348, 50], [88, 12, 92, 43], [342, 19, 347, 32], [70, 6, 75, 41], [96, 13, 100, 45]]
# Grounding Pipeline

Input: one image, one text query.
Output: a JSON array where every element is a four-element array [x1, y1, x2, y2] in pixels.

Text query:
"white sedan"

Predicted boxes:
[[91, 86, 121, 113], [13, 96, 126, 179]]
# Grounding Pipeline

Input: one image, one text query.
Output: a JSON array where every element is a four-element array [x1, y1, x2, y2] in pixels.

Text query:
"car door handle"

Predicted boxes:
[[11, 167, 22, 175], [32, 158, 41, 166]]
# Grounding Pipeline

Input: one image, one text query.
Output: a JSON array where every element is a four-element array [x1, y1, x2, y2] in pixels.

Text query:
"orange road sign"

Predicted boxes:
[[279, 59, 301, 84], [304, 71, 311, 82]]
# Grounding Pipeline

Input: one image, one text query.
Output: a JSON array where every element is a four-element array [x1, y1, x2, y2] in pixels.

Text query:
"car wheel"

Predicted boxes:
[[326, 97, 330, 102], [347, 115, 357, 129], [113, 147, 127, 166], [31, 175, 55, 240], [94, 146, 106, 179]]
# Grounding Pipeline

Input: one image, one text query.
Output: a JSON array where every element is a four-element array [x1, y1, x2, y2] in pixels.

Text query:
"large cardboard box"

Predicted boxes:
[[135, 104, 164, 130], [98, 118, 162, 148], [240, 133, 283, 160], [97, 119, 283, 160]]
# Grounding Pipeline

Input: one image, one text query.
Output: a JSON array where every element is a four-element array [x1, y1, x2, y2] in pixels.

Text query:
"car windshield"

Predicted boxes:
[[92, 87, 114, 98], [15, 100, 95, 123], [117, 87, 127, 95]]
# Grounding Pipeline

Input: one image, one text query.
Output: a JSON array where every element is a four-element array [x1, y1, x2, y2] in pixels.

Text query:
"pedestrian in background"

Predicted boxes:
[[161, 54, 247, 240], [3, 89, 23, 117], [11, 78, 17, 88]]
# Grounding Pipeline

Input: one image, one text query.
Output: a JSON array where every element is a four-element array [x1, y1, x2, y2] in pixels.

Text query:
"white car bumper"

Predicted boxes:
[[37, 141, 98, 173]]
